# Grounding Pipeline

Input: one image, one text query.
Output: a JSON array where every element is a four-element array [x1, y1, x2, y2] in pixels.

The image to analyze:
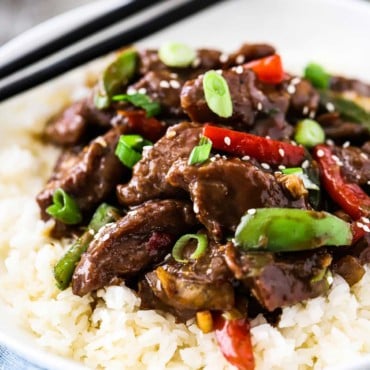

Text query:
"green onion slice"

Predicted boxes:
[[158, 42, 196, 67], [112, 93, 161, 117], [46, 188, 82, 225], [282, 167, 320, 191], [172, 234, 208, 263], [203, 70, 233, 118], [188, 136, 212, 165], [294, 119, 325, 148], [115, 134, 152, 169], [304, 63, 330, 89]]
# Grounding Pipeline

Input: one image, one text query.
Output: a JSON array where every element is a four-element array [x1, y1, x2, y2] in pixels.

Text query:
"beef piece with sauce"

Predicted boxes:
[[37, 126, 127, 234], [167, 157, 308, 239], [45, 95, 122, 146], [224, 243, 332, 311], [330, 76, 370, 97], [117, 122, 202, 206], [316, 112, 369, 142], [224, 43, 275, 67], [72, 199, 198, 296], [143, 239, 234, 313], [333, 145, 370, 186], [181, 68, 293, 138]]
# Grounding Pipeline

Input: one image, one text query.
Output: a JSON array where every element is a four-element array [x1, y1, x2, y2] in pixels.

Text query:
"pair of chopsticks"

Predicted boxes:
[[0, 0, 224, 103]]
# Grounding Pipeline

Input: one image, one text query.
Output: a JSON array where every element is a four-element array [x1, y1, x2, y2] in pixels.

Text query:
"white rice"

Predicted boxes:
[[0, 62, 370, 370]]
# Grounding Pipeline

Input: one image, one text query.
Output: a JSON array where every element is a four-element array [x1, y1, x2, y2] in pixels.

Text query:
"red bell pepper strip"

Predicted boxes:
[[203, 124, 305, 167], [243, 54, 284, 84], [313, 144, 370, 220], [118, 110, 165, 142], [351, 222, 369, 245], [214, 314, 255, 370]]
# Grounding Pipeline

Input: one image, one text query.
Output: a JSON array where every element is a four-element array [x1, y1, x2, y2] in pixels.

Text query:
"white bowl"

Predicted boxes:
[[0, 0, 369, 369]]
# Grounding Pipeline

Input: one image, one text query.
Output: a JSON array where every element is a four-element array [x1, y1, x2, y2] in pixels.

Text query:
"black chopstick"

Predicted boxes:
[[0, 0, 162, 79], [0, 0, 225, 103]]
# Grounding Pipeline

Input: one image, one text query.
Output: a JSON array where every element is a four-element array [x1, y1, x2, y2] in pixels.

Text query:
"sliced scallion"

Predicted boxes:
[[188, 136, 212, 165], [115, 134, 152, 169], [294, 119, 325, 148], [203, 70, 233, 118], [304, 63, 330, 89], [46, 188, 82, 225], [172, 234, 208, 263], [158, 42, 196, 67], [112, 93, 161, 117]]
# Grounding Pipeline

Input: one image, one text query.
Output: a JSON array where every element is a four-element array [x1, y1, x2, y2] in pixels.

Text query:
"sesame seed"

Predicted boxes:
[[215, 154, 221, 159], [327, 274, 334, 285], [368, 180, 370, 185], [342, 141, 350, 148], [278, 148, 285, 157], [257, 102, 263, 111], [287, 84, 296, 94], [236, 54, 245, 64], [242, 155, 250, 161], [95, 137, 107, 148], [278, 165, 286, 170], [331, 155, 343, 166], [357, 222, 365, 229], [301, 160, 310, 169], [326, 139, 334, 146], [127, 86, 137, 95], [193, 203, 199, 214], [364, 225, 370, 233], [291, 77, 301, 85], [326, 102, 335, 112], [247, 208, 257, 215], [166, 130, 176, 139], [138, 87, 147, 94], [360, 152, 369, 160], [192, 57, 201, 68], [261, 163, 270, 170], [216, 69, 223, 75], [219, 53, 229, 63], [361, 217, 370, 224], [159, 80, 170, 88], [234, 65, 243, 74], [224, 136, 231, 146], [156, 279, 162, 291], [169, 79, 181, 89], [210, 156, 216, 162], [222, 155, 228, 160], [309, 110, 316, 119], [101, 233, 110, 242], [265, 136, 271, 140], [302, 106, 309, 115], [316, 149, 325, 158], [170, 73, 178, 79]]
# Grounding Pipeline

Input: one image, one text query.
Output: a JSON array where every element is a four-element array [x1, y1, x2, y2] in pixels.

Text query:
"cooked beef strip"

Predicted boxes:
[[44, 95, 123, 146], [167, 157, 308, 239], [224, 243, 332, 311], [72, 199, 198, 296], [224, 43, 275, 67], [316, 112, 369, 142], [129, 70, 186, 117], [334, 145, 370, 186], [330, 76, 370, 97], [144, 239, 234, 312], [117, 122, 202, 206], [37, 126, 127, 234], [332, 255, 365, 286]]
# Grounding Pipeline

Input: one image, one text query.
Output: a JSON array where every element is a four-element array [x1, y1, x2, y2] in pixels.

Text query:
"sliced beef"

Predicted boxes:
[[225, 43, 275, 67], [334, 146, 370, 186], [285, 78, 320, 118], [72, 199, 197, 296], [45, 96, 121, 146], [224, 243, 332, 311], [181, 68, 292, 137], [167, 157, 308, 239], [117, 122, 202, 206], [37, 126, 127, 231], [317, 112, 369, 141], [330, 76, 370, 97], [332, 255, 365, 286], [129, 70, 185, 116], [144, 239, 234, 312]]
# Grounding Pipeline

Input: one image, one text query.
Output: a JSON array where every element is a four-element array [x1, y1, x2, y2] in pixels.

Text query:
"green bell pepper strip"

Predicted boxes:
[[54, 203, 121, 290], [234, 208, 352, 252]]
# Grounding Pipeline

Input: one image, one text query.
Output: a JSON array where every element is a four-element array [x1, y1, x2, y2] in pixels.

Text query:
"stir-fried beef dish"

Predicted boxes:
[[38, 41, 370, 370]]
